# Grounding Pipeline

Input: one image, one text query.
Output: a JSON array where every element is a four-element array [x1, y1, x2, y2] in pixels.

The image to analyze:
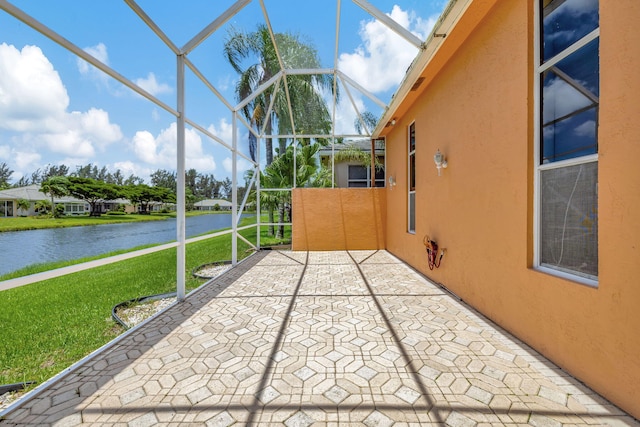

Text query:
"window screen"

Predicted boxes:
[[540, 162, 598, 278]]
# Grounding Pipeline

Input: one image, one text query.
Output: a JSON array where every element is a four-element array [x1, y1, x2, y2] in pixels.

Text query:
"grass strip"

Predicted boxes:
[[0, 210, 236, 233], [0, 222, 289, 386], [0, 213, 170, 232], [0, 213, 264, 281]]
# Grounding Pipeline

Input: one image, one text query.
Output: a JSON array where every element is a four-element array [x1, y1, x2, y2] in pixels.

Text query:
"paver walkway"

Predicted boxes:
[[1, 250, 637, 426]]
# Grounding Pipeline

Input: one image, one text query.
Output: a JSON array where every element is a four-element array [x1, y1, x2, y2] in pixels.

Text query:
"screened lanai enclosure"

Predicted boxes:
[[0, 0, 455, 295]]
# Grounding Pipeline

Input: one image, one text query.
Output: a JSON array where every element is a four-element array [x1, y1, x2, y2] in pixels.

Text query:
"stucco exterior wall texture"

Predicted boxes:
[[292, 188, 386, 251], [381, 0, 640, 419]]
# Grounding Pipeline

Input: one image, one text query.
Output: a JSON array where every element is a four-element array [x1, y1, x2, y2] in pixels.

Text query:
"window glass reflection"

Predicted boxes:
[[552, 38, 599, 97], [542, 107, 597, 163], [541, 36, 598, 163], [409, 155, 416, 191], [542, 72, 592, 124], [542, 0, 598, 62]]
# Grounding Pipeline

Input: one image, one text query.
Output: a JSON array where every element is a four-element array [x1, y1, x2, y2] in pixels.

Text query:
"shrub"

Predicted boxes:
[[54, 204, 65, 218]]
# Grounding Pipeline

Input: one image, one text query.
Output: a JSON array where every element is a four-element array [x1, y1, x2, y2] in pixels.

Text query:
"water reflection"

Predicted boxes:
[[0, 214, 249, 276]]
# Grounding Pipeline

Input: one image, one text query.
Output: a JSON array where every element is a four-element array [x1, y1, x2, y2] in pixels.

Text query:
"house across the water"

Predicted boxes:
[[0, 185, 90, 217]]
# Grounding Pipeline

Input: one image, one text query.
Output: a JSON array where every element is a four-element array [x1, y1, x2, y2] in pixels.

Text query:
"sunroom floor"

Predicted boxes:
[[1, 250, 635, 426]]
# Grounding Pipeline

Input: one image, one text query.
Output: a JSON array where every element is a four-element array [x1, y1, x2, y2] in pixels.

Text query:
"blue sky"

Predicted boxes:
[[0, 0, 445, 184]]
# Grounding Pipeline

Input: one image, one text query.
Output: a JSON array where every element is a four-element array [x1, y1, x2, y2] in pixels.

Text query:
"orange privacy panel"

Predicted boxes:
[[292, 188, 386, 251]]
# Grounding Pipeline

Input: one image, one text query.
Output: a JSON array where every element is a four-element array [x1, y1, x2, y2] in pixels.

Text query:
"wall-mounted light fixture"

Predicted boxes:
[[434, 149, 448, 176], [388, 175, 397, 188], [391, 119, 396, 126]]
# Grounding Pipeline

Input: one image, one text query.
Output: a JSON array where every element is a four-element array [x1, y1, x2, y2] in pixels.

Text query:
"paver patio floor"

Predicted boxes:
[[1, 250, 637, 426]]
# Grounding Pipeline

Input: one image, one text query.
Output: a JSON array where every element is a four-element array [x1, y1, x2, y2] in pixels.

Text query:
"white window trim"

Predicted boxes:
[[408, 121, 416, 234], [533, 0, 599, 287]]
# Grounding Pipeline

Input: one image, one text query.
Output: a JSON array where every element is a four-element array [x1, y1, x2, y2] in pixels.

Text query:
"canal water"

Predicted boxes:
[[0, 214, 248, 276]]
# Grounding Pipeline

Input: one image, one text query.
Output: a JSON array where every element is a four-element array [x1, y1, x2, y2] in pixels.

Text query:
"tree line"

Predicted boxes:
[[0, 161, 241, 201], [33, 176, 174, 217]]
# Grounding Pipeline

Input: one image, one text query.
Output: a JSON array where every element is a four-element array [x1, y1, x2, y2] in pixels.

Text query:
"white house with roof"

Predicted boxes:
[[0, 185, 90, 217], [318, 139, 386, 188], [193, 199, 232, 211]]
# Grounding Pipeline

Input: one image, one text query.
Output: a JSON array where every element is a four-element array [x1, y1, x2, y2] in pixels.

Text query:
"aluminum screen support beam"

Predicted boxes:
[[331, 0, 342, 188], [125, 0, 180, 55], [231, 112, 239, 265], [0, 0, 177, 117], [176, 54, 186, 301], [337, 71, 387, 110], [181, 0, 252, 55], [352, 0, 424, 49]]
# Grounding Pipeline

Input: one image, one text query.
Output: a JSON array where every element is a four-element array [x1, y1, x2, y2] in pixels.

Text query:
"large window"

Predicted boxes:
[[0, 200, 13, 217], [536, 0, 599, 283], [347, 164, 385, 188], [408, 122, 416, 233]]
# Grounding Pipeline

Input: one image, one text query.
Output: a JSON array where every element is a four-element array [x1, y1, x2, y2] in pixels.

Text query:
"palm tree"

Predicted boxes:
[[16, 198, 30, 216], [0, 162, 13, 189], [224, 24, 336, 235], [261, 143, 331, 238], [355, 111, 379, 135], [34, 199, 51, 216], [40, 176, 70, 218]]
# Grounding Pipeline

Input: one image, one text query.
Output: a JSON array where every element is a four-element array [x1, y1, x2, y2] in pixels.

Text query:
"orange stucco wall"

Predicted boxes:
[[383, 0, 640, 418], [292, 188, 386, 251]]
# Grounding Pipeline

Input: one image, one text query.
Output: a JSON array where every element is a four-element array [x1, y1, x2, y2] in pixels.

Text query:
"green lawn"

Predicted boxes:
[[0, 221, 289, 387], [0, 213, 170, 232]]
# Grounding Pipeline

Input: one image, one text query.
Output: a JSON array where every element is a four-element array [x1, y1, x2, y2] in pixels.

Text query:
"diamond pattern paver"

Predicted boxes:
[[1, 250, 638, 426]]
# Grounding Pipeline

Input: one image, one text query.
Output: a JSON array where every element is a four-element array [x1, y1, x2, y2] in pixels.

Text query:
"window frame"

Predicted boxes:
[[347, 163, 385, 188], [408, 121, 416, 234], [533, 0, 599, 287]]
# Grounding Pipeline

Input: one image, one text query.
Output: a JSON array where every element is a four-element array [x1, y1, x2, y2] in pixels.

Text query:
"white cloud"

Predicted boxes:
[[135, 72, 172, 96], [132, 122, 217, 172], [132, 130, 158, 164], [0, 43, 68, 132], [77, 42, 109, 85], [207, 118, 233, 145], [337, 5, 436, 94], [332, 6, 438, 134], [74, 108, 123, 145], [14, 150, 42, 171], [333, 95, 367, 135], [543, 78, 592, 123], [562, 0, 598, 16], [574, 120, 596, 137], [111, 160, 153, 182], [0, 43, 123, 177], [223, 157, 252, 175], [41, 130, 95, 158], [33, 108, 122, 158]]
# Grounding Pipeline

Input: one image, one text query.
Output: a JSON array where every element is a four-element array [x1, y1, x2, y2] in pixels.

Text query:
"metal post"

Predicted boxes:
[[370, 138, 376, 188], [257, 137, 261, 249], [232, 112, 238, 265], [176, 54, 186, 301]]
